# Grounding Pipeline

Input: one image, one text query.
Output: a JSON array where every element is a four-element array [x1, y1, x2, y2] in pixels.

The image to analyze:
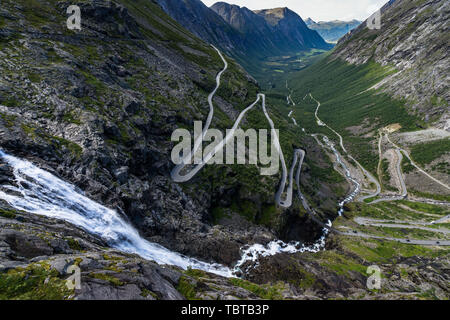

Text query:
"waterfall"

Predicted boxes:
[[0, 150, 233, 278]]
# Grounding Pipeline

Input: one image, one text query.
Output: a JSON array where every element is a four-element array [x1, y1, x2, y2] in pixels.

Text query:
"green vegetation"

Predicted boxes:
[[417, 288, 439, 300], [0, 112, 17, 127], [140, 288, 158, 299], [370, 225, 447, 240], [66, 238, 82, 251], [410, 138, 450, 166], [284, 57, 423, 175], [397, 200, 449, 216], [401, 153, 415, 173], [307, 159, 345, 184], [231, 199, 258, 222], [432, 161, 450, 175], [89, 272, 124, 286], [0, 262, 73, 300], [0, 208, 18, 219], [229, 278, 283, 300], [248, 49, 329, 89], [184, 268, 208, 279], [210, 207, 230, 225], [21, 124, 82, 157], [338, 237, 449, 263], [258, 204, 277, 227], [320, 251, 367, 276], [347, 201, 448, 223], [409, 189, 450, 202], [62, 111, 81, 125], [28, 72, 42, 83], [380, 159, 391, 185]]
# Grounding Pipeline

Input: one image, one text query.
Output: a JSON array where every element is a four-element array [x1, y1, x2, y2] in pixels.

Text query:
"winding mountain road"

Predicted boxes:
[[310, 94, 347, 153], [286, 82, 298, 126], [172, 48, 292, 207], [386, 134, 450, 192], [369, 148, 408, 204], [338, 231, 450, 246], [308, 94, 381, 201], [171, 45, 228, 182], [431, 215, 450, 225], [172, 48, 450, 254], [367, 131, 449, 204]]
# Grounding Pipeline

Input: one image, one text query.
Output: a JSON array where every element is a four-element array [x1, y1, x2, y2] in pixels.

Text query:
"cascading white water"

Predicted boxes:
[[232, 136, 362, 272], [0, 147, 356, 278], [232, 93, 364, 273], [233, 220, 332, 274], [0, 150, 233, 277], [322, 136, 361, 216]]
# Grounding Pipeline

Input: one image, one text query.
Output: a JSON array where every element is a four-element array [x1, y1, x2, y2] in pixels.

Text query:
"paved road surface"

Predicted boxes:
[[386, 134, 450, 191], [308, 94, 381, 201]]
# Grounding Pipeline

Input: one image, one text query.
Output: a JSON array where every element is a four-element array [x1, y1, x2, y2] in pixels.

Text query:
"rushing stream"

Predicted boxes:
[[233, 220, 332, 274], [321, 136, 361, 216], [0, 60, 363, 278], [0, 148, 350, 277], [0, 150, 234, 277]]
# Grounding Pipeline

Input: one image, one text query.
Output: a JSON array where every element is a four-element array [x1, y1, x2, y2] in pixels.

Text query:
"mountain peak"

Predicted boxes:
[[254, 7, 301, 26], [209, 2, 330, 53], [305, 17, 316, 25]]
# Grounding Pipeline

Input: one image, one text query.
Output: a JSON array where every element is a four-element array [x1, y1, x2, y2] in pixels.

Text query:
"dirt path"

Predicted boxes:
[[386, 134, 450, 191]]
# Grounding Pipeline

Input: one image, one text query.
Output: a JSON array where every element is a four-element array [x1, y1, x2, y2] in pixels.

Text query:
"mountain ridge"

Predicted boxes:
[[333, 0, 449, 130], [213, 2, 331, 53], [155, 0, 331, 71], [305, 18, 361, 43]]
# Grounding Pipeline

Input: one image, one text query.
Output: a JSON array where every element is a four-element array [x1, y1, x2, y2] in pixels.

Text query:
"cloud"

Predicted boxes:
[[201, 0, 389, 21]]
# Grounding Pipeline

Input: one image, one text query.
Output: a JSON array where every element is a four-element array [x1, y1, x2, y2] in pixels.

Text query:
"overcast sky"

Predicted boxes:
[[201, 0, 388, 21]]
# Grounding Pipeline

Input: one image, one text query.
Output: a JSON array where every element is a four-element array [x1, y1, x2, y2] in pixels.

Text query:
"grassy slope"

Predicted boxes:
[[286, 56, 424, 175], [410, 138, 450, 167], [1, 0, 347, 230]]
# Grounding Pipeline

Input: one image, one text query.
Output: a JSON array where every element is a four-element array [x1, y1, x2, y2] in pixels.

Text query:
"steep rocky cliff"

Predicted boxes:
[[155, 0, 244, 53], [333, 0, 449, 130], [213, 3, 332, 54], [155, 0, 331, 69], [0, 0, 347, 299]]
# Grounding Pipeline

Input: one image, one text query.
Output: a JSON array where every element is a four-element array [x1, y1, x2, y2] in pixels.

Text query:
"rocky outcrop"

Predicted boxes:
[[333, 0, 449, 130], [212, 3, 332, 54], [155, 0, 331, 68], [0, 202, 272, 300], [0, 0, 341, 272]]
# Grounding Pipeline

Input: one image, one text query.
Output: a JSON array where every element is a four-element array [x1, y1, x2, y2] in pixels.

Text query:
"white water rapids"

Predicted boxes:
[[322, 136, 361, 216], [0, 48, 364, 278], [0, 150, 233, 277], [0, 149, 337, 276]]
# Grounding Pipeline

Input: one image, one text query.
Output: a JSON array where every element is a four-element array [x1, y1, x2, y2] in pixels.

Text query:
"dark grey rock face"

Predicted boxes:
[[155, 0, 331, 63], [0, 0, 335, 273], [212, 3, 332, 54]]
